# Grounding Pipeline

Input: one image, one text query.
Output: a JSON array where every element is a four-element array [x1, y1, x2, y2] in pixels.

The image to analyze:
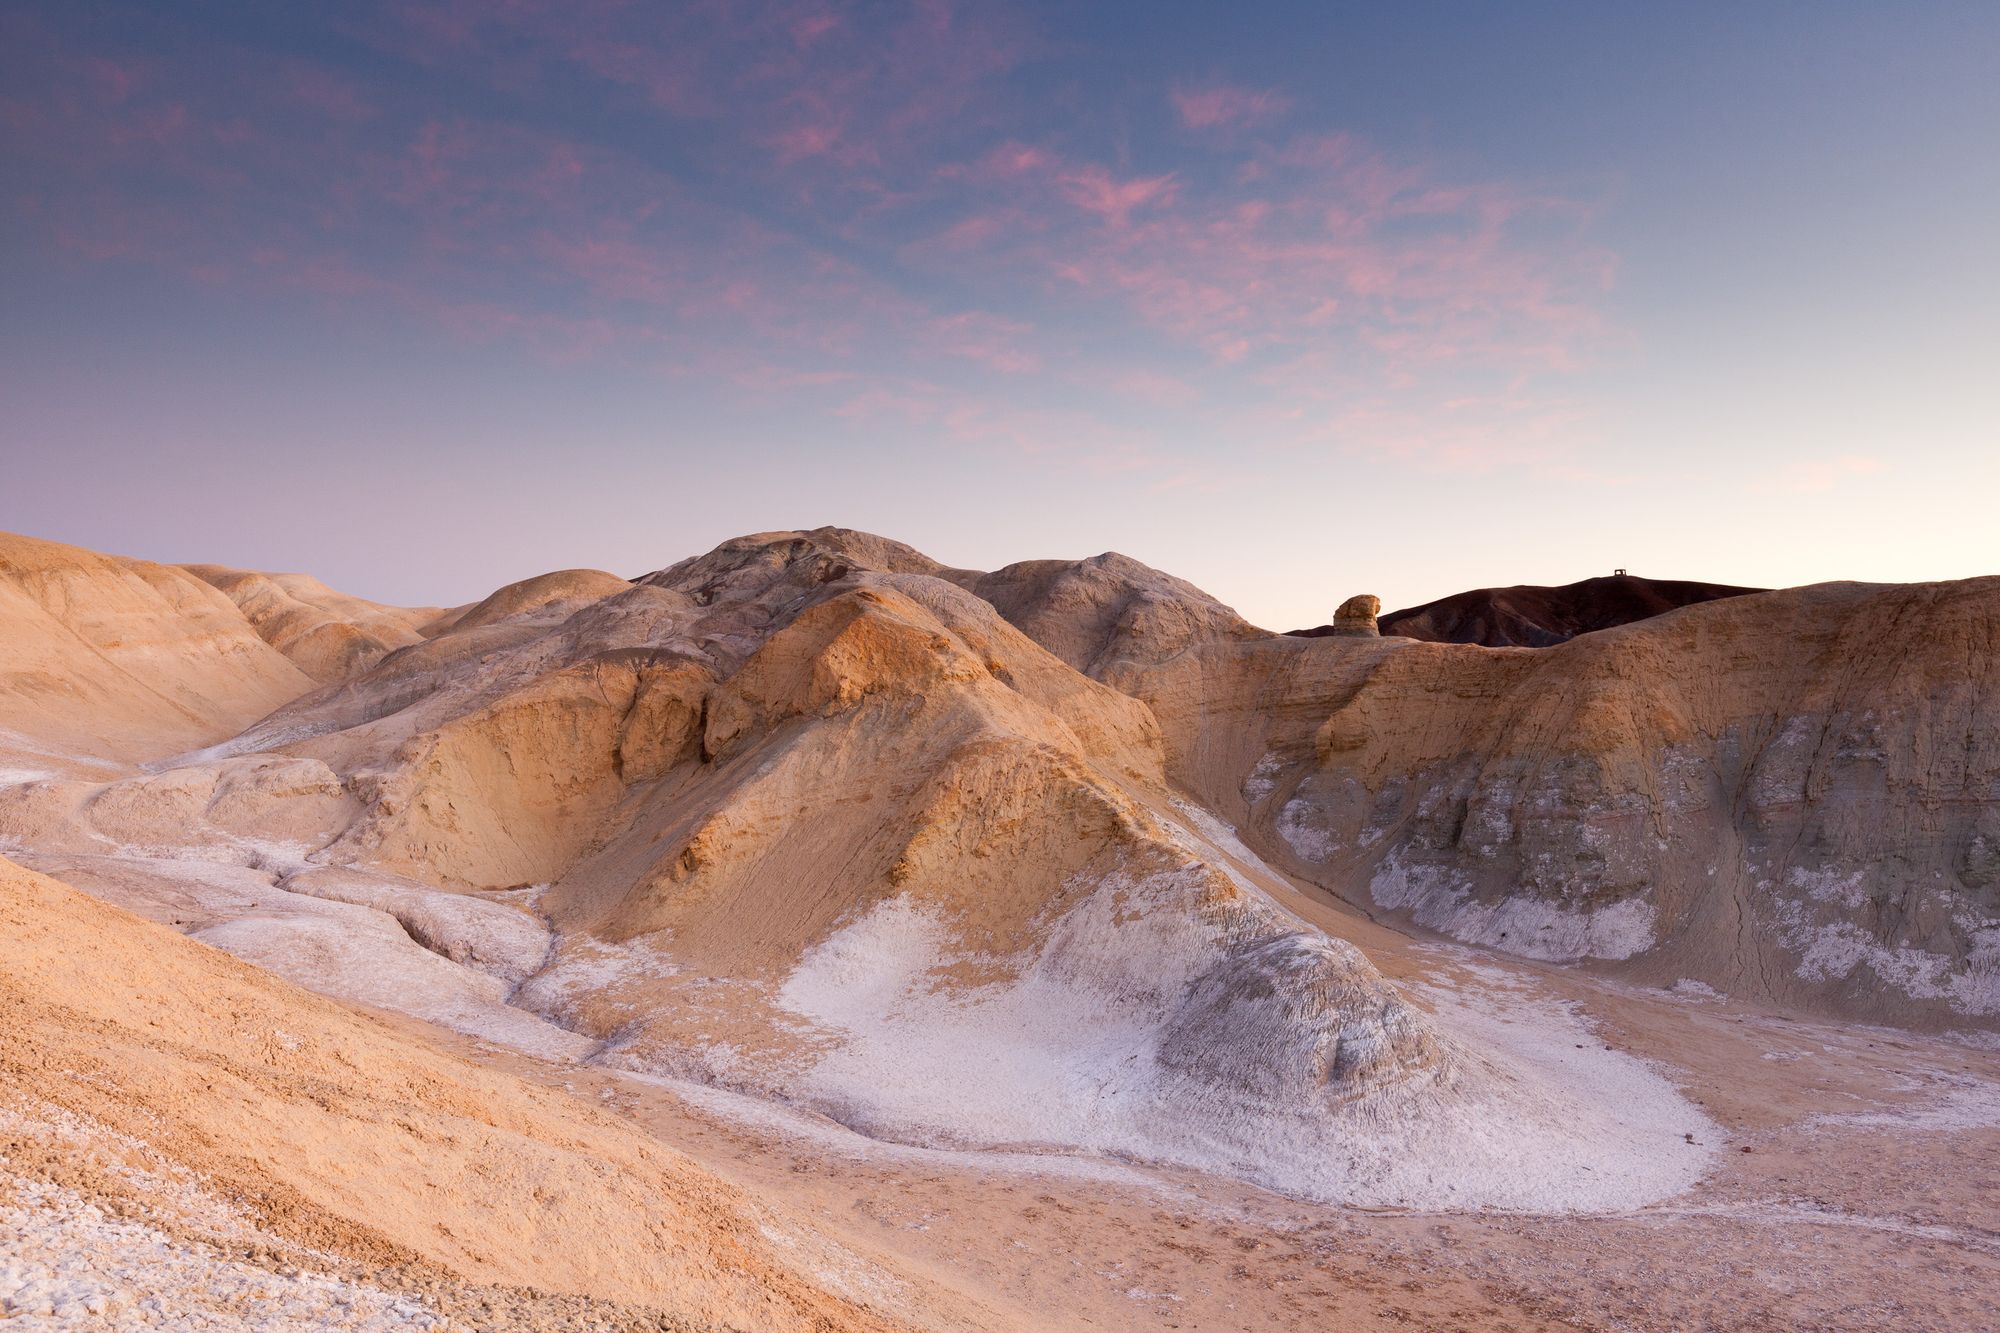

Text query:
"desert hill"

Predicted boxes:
[[0, 531, 462, 769], [5, 524, 2000, 1328], [6, 526, 1997, 1034], [0, 531, 314, 766], [1054, 567, 2000, 1025], [182, 563, 449, 682], [0, 526, 1720, 1215], [1289, 573, 1764, 647]]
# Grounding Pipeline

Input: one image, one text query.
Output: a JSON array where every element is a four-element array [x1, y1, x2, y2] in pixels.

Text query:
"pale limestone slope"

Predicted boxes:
[[425, 567, 632, 636], [1000, 556, 2000, 1025]]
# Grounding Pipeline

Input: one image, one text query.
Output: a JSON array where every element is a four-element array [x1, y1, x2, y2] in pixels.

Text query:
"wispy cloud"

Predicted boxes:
[[1172, 83, 1292, 130], [929, 312, 1043, 373], [2, 1, 1620, 480]]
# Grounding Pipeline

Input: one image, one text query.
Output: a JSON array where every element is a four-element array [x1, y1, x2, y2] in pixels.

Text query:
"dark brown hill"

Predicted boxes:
[[1288, 574, 1765, 647]]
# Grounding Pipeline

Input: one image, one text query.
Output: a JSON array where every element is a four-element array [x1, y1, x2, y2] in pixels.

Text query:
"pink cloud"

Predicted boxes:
[[536, 230, 694, 306], [287, 65, 376, 122], [929, 312, 1042, 373], [52, 219, 148, 263], [83, 57, 137, 103], [728, 362, 856, 391], [791, 12, 842, 47], [941, 141, 1049, 181], [950, 128, 1611, 386], [7, 2, 1621, 482], [414, 0, 1037, 179], [923, 212, 1011, 251], [769, 120, 844, 163], [1172, 83, 1291, 130], [1057, 166, 1178, 228], [251, 248, 398, 300], [1102, 367, 1200, 408], [1246, 391, 1598, 475], [106, 101, 191, 146]]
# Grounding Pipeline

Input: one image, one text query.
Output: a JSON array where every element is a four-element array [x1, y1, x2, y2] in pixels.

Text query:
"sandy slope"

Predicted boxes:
[[0, 532, 312, 764], [0, 853, 952, 1330], [11, 847, 2000, 1331]]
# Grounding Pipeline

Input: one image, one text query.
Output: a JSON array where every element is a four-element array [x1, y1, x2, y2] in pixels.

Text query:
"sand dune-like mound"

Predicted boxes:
[[428, 567, 633, 636], [0, 853, 917, 1329], [0, 530, 459, 772], [962, 551, 1260, 674], [0, 532, 313, 765], [182, 565, 446, 683], [1290, 573, 1765, 647]]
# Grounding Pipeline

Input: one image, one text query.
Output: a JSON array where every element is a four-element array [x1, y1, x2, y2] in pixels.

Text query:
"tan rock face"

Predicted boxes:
[[427, 567, 632, 636], [1098, 577, 2000, 1026], [9, 526, 1601, 1212], [963, 551, 1261, 674]]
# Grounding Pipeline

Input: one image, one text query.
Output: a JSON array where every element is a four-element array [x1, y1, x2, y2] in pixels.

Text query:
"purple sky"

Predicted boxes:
[[3, 2, 1995, 627]]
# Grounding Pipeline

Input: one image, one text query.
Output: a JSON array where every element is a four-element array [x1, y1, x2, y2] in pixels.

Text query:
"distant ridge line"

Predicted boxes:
[[1287, 573, 1766, 647]]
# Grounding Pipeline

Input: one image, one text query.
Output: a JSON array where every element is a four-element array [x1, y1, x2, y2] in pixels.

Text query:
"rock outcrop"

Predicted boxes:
[[1105, 577, 2000, 1025], [1329, 594, 1381, 637], [961, 550, 1260, 675]]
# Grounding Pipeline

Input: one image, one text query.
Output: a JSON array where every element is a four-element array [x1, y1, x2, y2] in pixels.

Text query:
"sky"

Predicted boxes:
[[3, 0, 1996, 629]]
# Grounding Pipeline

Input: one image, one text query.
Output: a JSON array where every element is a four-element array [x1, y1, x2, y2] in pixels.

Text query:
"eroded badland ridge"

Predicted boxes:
[[3, 524, 1999, 1330]]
